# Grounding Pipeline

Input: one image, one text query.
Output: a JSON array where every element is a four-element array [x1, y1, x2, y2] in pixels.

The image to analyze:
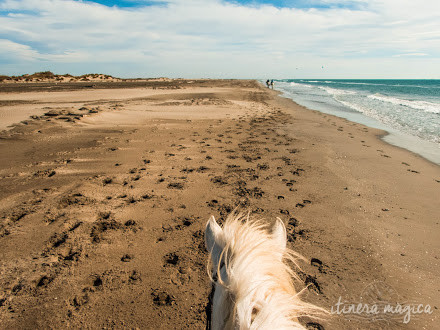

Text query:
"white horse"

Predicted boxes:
[[205, 213, 324, 329]]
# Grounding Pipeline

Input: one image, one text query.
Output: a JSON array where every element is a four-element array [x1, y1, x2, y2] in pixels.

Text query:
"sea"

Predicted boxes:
[[273, 79, 440, 165]]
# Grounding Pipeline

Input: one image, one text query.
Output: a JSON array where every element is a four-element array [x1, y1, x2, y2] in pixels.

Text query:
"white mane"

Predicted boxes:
[[205, 213, 324, 329]]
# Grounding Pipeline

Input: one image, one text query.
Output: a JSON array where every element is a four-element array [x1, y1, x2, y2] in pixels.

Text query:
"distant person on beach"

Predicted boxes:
[[270, 80, 274, 89], [266, 79, 270, 88]]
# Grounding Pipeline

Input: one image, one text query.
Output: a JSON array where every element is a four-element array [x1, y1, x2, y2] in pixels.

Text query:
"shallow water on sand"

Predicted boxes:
[[275, 79, 440, 165]]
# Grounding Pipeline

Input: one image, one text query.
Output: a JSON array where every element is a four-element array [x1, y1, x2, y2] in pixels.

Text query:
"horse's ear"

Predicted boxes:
[[272, 218, 287, 249], [205, 215, 223, 252]]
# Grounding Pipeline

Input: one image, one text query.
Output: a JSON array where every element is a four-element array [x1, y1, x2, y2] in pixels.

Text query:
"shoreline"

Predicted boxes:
[[0, 80, 438, 328], [276, 89, 440, 168], [271, 91, 440, 328], [274, 81, 440, 166]]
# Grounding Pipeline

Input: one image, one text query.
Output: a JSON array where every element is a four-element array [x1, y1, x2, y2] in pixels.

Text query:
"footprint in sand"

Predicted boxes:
[[287, 217, 299, 227], [121, 254, 134, 262], [164, 252, 180, 266], [102, 177, 113, 185], [36, 275, 54, 288], [71, 293, 89, 309], [152, 290, 175, 306], [305, 275, 322, 294], [311, 258, 323, 269]]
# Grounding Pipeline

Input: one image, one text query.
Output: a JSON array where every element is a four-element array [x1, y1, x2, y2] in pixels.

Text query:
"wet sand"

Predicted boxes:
[[0, 80, 438, 329]]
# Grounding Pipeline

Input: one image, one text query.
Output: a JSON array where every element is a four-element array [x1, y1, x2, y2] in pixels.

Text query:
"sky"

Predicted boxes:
[[0, 0, 439, 78]]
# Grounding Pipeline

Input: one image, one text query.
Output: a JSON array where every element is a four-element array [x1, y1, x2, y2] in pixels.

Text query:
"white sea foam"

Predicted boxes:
[[278, 79, 440, 163], [290, 82, 313, 88], [334, 98, 369, 115], [319, 86, 357, 96], [317, 80, 432, 88], [368, 94, 440, 114]]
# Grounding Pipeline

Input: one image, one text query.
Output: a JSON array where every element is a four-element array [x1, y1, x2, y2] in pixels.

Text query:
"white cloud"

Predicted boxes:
[[0, 39, 39, 60], [0, 39, 88, 62], [0, 0, 439, 78], [393, 53, 429, 57]]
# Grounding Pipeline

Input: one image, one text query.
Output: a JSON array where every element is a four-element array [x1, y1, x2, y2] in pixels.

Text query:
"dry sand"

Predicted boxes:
[[0, 80, 438, 329]]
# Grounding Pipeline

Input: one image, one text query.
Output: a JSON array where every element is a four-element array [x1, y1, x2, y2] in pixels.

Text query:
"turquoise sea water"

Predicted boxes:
[[275, 79, 440, 165]]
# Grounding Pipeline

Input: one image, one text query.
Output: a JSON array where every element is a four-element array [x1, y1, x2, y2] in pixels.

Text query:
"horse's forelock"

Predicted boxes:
[[208, 213, 324, 329]]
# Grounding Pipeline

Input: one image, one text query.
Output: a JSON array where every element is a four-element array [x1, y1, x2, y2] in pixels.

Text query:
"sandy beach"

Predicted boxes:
[[0, 80, 438, 329]]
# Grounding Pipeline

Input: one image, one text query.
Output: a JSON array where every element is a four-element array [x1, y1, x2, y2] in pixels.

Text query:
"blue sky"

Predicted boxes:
[[0, 0, 439, 78], [88, 0, 363, 9], [83, 0, 163, 7]]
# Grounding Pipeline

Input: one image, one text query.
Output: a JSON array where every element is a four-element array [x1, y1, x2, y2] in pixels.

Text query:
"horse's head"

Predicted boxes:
[[205, 215, 288, 329], [205, 215, 287, 269]]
